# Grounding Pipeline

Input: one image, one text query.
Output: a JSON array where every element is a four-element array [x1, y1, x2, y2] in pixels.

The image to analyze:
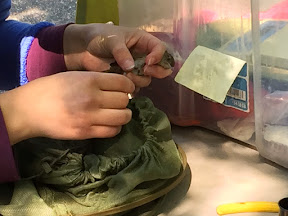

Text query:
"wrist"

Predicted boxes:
[[0, 89, 33, 145]]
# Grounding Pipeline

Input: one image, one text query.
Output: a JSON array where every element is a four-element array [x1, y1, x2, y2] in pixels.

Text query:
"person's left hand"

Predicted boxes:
[[63, 23, 172, 90]]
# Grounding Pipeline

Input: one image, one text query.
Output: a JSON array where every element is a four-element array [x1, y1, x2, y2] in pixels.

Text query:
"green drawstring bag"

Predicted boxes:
[[0, 97, 182, 216]]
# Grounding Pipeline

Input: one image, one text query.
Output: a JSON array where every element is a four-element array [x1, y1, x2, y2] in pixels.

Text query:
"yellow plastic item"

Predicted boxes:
[[217, 201, 280, 215], [76, 0, 119, 25]]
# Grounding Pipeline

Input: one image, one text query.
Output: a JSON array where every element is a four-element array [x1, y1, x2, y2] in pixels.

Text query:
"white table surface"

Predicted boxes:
[[156, 126, 288, 216]]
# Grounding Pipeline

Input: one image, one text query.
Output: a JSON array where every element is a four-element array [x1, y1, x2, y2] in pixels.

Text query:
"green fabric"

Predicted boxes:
[[0, 97, 182, 216]]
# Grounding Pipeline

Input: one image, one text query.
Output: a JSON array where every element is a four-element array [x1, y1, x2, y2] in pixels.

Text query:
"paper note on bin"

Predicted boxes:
[[175, 46, 247, 103]]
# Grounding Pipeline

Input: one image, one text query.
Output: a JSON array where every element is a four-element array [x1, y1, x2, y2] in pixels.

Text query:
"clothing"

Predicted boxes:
[[0, 109, 18, 182], [0, 0, 68, 183]]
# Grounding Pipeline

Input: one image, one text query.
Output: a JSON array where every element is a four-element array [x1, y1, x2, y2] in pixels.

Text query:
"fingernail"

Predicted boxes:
[[143, 65, 149, 75], [123, 60, 135, 71], [148, 57, 155, 66]]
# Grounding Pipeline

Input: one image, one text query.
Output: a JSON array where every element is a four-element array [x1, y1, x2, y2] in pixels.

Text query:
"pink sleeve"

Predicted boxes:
[[0, 108, 19, 183], [26, 24, 71, 81]]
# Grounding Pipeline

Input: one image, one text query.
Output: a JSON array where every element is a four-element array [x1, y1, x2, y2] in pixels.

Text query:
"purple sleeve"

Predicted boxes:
[[0, 108, 19, 182]]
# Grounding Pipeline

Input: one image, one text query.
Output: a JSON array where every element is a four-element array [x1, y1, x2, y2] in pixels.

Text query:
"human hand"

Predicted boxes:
[[0, 72, 135, 145], [63, 23, 173, 90]]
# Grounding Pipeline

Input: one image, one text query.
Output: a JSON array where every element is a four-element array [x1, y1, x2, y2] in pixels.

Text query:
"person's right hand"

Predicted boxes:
[[0, 71, 135, 145]]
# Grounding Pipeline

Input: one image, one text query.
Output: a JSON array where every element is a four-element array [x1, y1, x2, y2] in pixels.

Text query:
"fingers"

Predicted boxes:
[[92, 72, 135, 93], [133, 32, 166, 65], [110, 41, 135, 71], [119, 31, 168, 77], [126, 73, 151, 88], [88, 126, 122, 138], [108, 31, 169, 82], [69, 109, 132, 139], [92, 108, 132, 126], [68, 125, 123, 139], [107, 30, 166, 73], [97, 91, 130, 109], [146, 43, 167, 66], [143, 65, 173, 79]]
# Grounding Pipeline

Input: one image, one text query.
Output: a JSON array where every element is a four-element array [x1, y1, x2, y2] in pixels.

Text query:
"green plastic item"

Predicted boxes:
[[76, 0, 119, 25]]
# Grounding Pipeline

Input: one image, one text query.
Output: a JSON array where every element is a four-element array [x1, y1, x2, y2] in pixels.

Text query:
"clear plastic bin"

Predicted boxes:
[[76, 0, 288, 168]]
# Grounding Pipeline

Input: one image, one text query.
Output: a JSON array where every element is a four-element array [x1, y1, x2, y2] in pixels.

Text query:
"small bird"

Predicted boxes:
[[106, 51, 175, 76]]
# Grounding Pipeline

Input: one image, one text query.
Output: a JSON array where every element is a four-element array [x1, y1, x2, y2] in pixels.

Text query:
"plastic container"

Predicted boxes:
[[76, 0, 288, 168], [119, 0, 259, 142]]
